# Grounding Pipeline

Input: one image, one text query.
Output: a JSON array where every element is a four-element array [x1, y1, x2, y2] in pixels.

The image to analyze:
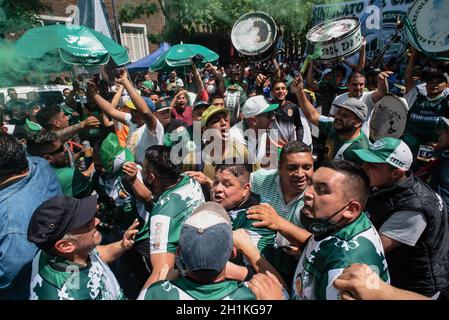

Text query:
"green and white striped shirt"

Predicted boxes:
[[250, 169, 305, 227]]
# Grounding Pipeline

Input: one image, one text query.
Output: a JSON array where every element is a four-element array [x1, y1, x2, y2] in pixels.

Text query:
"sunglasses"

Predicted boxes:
[[46, 144, 65, 156]]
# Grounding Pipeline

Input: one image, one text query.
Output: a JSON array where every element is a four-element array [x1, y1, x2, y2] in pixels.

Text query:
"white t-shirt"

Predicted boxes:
[[379, 210, 427, 247], [330, 91, 377, 138], [230, 121, 269, 165], [124, 113, 164, 164]]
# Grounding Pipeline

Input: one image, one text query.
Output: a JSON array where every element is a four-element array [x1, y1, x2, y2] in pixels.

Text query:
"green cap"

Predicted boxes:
[[201, 105, 230, 127], [352, 137, 413, 171]]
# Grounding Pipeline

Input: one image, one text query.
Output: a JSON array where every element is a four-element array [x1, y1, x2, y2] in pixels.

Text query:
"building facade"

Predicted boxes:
[[39, 0, 165, 62]]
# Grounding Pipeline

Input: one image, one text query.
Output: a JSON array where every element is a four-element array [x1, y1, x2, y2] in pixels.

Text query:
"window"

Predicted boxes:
[[36, 15, 72, 26], [120, 23, 149, 62]]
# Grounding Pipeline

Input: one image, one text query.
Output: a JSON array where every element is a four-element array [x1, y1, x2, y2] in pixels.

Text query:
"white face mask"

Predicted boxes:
[[207, 85, 216, 94]]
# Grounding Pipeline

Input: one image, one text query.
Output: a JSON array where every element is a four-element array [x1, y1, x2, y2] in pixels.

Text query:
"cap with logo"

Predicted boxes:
[[242, 95, 279, 118], [332, 98, 368, 121], [352, 137, 413, 171], [178, 202, 233, 277], [27, 196, 98, 250], [155, 100, 171, 112], [200, 105, 230, 127]]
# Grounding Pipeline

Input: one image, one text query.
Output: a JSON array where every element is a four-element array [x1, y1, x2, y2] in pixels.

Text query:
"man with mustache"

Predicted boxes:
[[295, 75, 369, 163], [250, 140, 313, 284], [247, 160, 389, 300]]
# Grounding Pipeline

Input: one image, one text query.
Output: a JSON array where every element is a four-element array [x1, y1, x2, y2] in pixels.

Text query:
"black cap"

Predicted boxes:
[[193, 100, 210, 110], [155, 100, 171, 112], [27, 196, 98, 250]]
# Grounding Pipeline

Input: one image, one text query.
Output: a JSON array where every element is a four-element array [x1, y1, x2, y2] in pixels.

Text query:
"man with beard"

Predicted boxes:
[[28, 196, 139, 300], [247, 160, 389, 300], [329, 70, 391, 138], [141, 145, 205, 288], [170, 90, 193, 126], [250, 141, 313, 284], [351, 138, 449, 297], [295, 75, 369, 163], [270, 79, 312, 147]]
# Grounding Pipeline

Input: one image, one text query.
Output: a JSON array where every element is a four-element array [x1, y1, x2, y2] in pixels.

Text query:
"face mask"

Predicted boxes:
[[207, 85, 216, 94], [300, 202, 351, 237]]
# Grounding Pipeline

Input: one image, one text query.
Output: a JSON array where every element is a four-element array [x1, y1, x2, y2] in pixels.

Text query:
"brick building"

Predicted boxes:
[[38, 0, 165, 63]]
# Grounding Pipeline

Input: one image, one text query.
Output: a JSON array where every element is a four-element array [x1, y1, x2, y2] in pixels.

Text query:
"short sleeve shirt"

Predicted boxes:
[[292, 213, 389, 300], [30, 250, 124, 300], [139, 277, 256, 300], [318, 116, 370, 163], [149, 175, 205, 254]]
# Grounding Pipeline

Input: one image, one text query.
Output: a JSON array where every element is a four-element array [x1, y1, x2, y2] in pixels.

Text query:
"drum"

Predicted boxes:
[[369, 94, 409, 142], [231, 11, 278, 62], [306, 17, 362, 60], [404, 0, 449, 55]]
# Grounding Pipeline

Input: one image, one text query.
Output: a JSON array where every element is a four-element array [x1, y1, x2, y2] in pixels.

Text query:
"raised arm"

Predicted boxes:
[[87, 81, 127, 124], [371, 71, 393, 104], [191, 61, 205, 97], [97, 219, 139, 263], [355, 38, 366, 73], [56, 116, 100, 143], [404, 47, 417, 93], [117, 69, 158, 133], [305, 59, 319, 92], [294, 74, 320, 125]]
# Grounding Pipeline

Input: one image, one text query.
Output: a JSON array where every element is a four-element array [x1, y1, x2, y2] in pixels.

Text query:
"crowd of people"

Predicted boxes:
[[1, 36, 449, 301]]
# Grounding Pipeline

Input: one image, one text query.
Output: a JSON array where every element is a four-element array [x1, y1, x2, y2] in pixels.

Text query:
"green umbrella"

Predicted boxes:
[[14, 24, 129, 71], [149, 43, 219, 72]]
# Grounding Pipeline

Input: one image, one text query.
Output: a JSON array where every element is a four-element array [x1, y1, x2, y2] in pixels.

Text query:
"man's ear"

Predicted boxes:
[[231, 246, 237, 259], [54, 239, 76, 254], [342, 201, 362, 220]]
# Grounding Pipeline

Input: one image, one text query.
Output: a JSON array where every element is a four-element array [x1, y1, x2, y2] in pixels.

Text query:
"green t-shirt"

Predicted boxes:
[[250, 169, 306, 284], [292, 212, 389, 300], [149, 175, 205, 254], [30, 249, 125, 300], [403, 93, 449, 155], [228, 207, 276, 260], [250, 169, 304, 226], [140, 277, 256, 300], [318, 116, 370, 163], [53, 166, 92, 198]]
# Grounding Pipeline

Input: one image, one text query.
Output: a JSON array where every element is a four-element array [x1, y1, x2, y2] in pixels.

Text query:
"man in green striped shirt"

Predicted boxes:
[[250, 141, 314, 284]]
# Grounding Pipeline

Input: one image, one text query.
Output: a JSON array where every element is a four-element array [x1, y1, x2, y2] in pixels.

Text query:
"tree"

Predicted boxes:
[[0, 0, 49, 38], [119, 0, 344, 57]]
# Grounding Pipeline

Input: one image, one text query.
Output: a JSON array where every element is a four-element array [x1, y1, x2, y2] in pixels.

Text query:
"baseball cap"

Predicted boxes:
[[155, 100, 171, 112], [352, 137, 413, 171], [28, 196, 98, 250], [193, 100, 211, 111], [332, 98, 368, 121], [142, 96, 156, 112], [201, 105, 230, 127], [179, 202, 233, 277], [242, 95, 279, 118], [125, 100, 136, 110], [322, 68, 332, 77]]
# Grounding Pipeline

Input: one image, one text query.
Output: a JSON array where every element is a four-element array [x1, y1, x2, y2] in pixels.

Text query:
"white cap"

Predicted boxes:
[[241, 95, 279, 118], [322, 68, 332, 77]]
